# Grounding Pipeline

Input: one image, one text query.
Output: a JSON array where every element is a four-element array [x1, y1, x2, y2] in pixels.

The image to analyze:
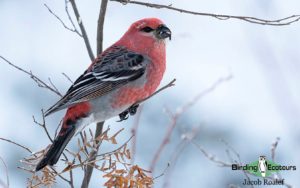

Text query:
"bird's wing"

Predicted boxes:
[[45, 46, 148, 116]]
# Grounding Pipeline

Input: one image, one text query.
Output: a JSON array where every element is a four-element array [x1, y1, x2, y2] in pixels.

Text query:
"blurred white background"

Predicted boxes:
[[0, 0, 300, 187]]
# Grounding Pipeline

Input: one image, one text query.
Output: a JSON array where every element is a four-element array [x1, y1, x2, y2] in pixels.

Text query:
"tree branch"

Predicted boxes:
[[150, 74, 232, 172], [130, 105, 143, 164], [44, 3, 82, 37], [0, 56, 62, 97], [111, 0, 300, 26], [133, 78, 176, 106], [163, 128, 199, 188], [65, 0, 82, 37], [81, 122, 104, 188], [80, 0, 108, 187], [69, 0, 95, 61], [32, 109, 53, 143], [0, 138, 32, 154], [97, 0, 109, 55]]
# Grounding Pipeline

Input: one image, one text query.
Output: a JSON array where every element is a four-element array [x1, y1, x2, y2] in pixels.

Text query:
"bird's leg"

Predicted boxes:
[[118, 110, 129, 122], [128, 104, 139, 115], [117, 104, 139, 122]]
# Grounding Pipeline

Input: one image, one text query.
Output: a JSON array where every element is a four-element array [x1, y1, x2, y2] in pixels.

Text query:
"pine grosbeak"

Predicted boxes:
[[36, 18, 171, 171]]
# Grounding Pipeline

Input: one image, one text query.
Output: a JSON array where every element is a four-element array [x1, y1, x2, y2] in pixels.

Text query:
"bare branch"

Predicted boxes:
[[80, 132, 89, 156], [153, 163, 170, 180], [44, 3, 82, 37], [163, 128, 199, 188], [133, 78, 176, 106], [65, 0, 81, 36], [80, 0, 109, 186], [0, 156, 9, 188], [111, 0, 300, 26], [130, 105, 143, 164], [81, 122, 104, 188], [192, 138, 292, 188], [0, 56, 62, 97], [149, 110, 176, 172], [48, 77, 61, 94], [33, 109, 54, 143], [50, 166, 72, 185], [62, 72, 74, 83], [69, 169, 74, 188], [97, 0, 109, 55], [192, 140, 231, 167], [0, 138, 32, 154], [69, 0, 95, 61], [150, 75, 231, 172]]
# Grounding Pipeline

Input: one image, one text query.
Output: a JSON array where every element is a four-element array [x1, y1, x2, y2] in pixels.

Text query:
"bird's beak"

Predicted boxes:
[[155, 24, 172, 40]]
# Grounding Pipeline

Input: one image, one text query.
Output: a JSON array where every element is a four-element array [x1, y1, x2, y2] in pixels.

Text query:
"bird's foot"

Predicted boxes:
[[117, 104, 139, 122], [129, 104, 139, 115], [118, 110, 129, 122]]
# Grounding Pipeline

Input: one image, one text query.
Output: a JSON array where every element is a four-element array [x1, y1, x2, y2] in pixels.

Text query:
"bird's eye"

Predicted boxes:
[[141, 26, 154, 33]]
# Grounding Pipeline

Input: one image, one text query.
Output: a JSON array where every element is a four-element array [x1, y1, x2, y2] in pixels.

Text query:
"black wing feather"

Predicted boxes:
[[44, 46, 148, 116]]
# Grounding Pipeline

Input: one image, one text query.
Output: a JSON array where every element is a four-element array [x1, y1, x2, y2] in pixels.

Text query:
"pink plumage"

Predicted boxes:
[[36, 18, 171, 171]]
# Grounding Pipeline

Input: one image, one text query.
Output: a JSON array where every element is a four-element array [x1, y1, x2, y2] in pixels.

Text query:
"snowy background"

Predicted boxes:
[[0, 0, 300, 187]]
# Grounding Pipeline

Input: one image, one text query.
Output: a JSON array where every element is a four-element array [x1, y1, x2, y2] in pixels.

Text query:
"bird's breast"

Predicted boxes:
[[112, 56, 166, 108]]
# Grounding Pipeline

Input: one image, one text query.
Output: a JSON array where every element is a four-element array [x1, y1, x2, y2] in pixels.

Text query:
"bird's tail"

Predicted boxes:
[[35, 123, 76, 171]]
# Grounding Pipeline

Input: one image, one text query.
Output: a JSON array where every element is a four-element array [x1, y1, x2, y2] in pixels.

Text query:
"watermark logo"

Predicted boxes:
[[232, 156, 296, 186], [232, 155, 296, 178]]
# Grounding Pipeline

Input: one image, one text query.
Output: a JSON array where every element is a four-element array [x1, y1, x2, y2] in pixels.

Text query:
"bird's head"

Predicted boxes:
[[123, 18, 172, 43], [259, 156, 266, 161]]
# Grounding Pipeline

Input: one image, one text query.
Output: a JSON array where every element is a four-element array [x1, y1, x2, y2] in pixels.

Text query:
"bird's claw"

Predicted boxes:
[[129, 104, 139, 115], [118, 111, 129, 122], [117, 104, 139, 122]]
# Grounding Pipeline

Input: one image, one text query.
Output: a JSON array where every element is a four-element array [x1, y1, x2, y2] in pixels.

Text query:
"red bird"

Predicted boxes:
[[36, 18, 171, 171]]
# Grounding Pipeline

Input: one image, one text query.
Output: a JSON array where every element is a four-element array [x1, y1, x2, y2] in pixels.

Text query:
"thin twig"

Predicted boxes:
[[80, 132, 89, 155], [111, 0, 300, 26], [220, 139, 254, 188], [65, 0, 82, 36], [0, 156, 9, 188], [153, 163, 170, 180], [69, 0, 95, 61], [50, 166, 72, 185], [149, 110, 176, 172], [163, 127, 200, 188], [48, 77, 61, 95], [130, 105, 143, 164], [192, 140, 231, 167], [0, 137, 32, 153], [32, 109, 53, 143], [192, 138, 292, 188], [44, 3, 82, 37], [150, 75, 231, 172], [133, 79, 176, 106], [0, 56, 62, 97], [62, 72, 74, 83], [69, 167, 75, 188]]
